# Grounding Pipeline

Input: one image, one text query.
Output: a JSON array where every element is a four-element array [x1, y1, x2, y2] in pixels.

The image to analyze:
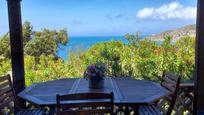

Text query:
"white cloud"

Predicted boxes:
[[136, 2, 196, 20]]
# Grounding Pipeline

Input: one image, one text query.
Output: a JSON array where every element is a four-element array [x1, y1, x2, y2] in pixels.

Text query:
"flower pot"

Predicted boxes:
[[89, 79, 104, 89]]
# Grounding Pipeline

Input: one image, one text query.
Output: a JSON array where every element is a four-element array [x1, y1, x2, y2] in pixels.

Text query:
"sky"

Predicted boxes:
[[0, 0, 197, 36]]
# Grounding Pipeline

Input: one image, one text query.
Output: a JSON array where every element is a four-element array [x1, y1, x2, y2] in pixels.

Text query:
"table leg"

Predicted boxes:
[[125, 105, 129, 115], [124, 105, 140, 115], [48, 106, 55, 115], [133, 105, 139, 115]]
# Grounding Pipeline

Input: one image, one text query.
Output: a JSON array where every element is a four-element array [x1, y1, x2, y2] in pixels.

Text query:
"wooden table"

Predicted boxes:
[[18, 77, 169, 112]]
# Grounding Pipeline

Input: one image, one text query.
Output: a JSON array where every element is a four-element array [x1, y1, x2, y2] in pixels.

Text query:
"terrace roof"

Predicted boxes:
[[4, 0, 204, 114]]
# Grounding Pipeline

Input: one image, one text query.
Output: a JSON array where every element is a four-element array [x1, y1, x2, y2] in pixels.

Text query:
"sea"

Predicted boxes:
[[57, 36, 128, 60]]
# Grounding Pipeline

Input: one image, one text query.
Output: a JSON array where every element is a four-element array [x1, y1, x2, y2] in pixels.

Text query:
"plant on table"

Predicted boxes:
[[83, 62, 107, 81]]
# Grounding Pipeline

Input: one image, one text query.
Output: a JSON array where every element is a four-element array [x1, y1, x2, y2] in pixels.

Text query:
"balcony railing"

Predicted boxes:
[[115, 82, 194, 115], [158, 83, 194, 115], [175, 83, 194, 114]]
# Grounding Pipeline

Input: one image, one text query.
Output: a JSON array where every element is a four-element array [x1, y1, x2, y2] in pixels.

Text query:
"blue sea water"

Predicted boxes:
[[57, 36, 128, 60]]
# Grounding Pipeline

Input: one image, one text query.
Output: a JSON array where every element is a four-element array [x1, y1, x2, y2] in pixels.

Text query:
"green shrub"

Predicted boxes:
[[0, 36, 195, 86]]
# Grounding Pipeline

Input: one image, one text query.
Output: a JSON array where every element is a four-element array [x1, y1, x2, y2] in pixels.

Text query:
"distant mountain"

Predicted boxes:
[[146, 24, 196, 41]]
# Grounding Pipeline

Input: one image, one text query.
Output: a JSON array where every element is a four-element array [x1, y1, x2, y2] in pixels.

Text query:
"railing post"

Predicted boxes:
[[6, 0, 26, 111], [195, 0, 204, 114]]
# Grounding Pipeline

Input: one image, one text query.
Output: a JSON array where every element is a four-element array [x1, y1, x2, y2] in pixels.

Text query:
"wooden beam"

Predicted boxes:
[[195, 0, 204, 114], [7, 0, 26, 110]]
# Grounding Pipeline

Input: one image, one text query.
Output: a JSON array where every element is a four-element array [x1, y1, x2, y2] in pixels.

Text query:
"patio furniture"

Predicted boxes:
[[18, 77, 169, 114], [0, 74, 46, 115], [56, 92, 113, 115], [139, 72, 181, 115]]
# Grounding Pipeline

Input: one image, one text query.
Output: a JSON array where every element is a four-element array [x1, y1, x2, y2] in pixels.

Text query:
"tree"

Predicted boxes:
[[25, 28, 68, 58], [22, 21, 33, 46], [0, 21, 69, 60], [125, 32, 141, 47], [0, 33, 10, 59], [0, 21, 33, 59]]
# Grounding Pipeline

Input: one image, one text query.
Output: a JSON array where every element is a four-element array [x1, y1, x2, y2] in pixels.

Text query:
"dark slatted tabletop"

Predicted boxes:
[[18, 77, 169, 106]]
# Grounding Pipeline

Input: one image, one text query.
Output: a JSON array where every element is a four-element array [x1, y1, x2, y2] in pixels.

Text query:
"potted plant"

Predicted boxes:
[[84, 62, 107, 89]]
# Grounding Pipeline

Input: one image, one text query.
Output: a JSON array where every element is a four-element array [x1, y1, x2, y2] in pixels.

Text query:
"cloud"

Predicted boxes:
[[136, 1, 196, 20], [105, 14, 126, 20], [115, 14, 124, 18], [72, 20, 82, 25], [105, 14, 113, 20]]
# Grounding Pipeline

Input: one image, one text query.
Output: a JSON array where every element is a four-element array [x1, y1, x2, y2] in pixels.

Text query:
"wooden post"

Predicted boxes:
[[195, 0, 204, 114], [7, 0, 26, 110]]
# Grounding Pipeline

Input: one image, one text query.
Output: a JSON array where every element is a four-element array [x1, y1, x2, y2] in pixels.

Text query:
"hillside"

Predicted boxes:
[[146, 24, 196, 41]]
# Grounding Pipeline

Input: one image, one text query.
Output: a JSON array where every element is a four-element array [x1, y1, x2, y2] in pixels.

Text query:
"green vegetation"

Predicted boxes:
[[0, 22, 195, 86]]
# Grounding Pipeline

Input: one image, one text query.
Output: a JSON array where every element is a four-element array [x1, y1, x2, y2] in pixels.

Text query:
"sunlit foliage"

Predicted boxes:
[[0, 27, 195, 86]]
